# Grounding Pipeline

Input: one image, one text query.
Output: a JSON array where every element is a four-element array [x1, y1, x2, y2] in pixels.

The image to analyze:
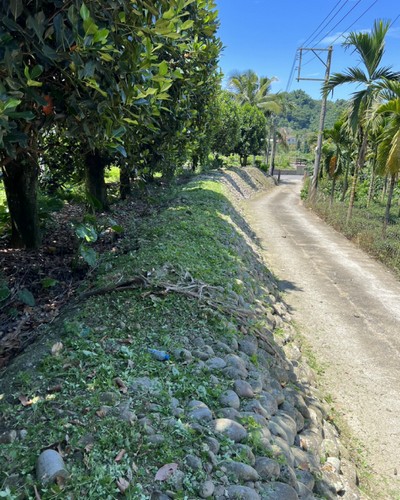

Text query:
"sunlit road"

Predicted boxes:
[[245, 176, 400, 496]]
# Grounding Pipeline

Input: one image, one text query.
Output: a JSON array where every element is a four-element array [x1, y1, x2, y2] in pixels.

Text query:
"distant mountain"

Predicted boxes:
[[277, 89, 348, 132]]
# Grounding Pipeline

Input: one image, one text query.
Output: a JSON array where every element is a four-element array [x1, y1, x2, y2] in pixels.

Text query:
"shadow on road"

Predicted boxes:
[[277, 279, 303, 293]]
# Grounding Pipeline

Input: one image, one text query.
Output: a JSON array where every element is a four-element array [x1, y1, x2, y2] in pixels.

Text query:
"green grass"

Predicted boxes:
[[0, 176, 274, 498]]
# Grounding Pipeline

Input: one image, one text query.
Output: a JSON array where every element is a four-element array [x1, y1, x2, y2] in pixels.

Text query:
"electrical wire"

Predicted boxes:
[[301, 0, 348, 47], [285, 51, 299, 92], [306, 0, 351, 47], [301, 0, 376, 69]]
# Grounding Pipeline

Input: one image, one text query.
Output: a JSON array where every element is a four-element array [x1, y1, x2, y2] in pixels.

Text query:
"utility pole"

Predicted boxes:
[[297, 46, 333, 201]]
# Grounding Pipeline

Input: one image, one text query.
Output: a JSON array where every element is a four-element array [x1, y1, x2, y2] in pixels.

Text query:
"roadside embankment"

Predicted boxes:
[[0, 168, 360, 499]]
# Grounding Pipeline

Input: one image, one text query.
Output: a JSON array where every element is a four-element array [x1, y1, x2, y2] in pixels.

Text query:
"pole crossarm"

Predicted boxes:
[[295, 46, 333, 201]]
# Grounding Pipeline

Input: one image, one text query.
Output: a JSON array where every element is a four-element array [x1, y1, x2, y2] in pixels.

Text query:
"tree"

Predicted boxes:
[[0, 0, 222, 246], [228, 70, 280, 113], [323, 20, 399, 223], [234, 104, 266, 166], [323, 119, 351, 206], [374, 80, 400, 234], [211, 91, 241, 156]]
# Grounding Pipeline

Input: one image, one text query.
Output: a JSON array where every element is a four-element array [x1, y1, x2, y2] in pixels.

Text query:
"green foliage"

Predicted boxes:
[[277, 90, 348, 132], [0, 0, 222, 247], [212, 91, 241, 156], [234, 104, 266, 165]]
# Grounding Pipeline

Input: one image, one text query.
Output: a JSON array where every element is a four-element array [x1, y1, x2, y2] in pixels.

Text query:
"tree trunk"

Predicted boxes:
[[269, 123, 276, 176], [381, 176, 388, 203], [85, 151, 108, 211], [330, 176, 336, 207], [119, 162, 131, 200], [383, 173, 396, 237], [265, 128, 272, 166], [367, 163, 376, 208], [346, 131, 368, 224], [192, 154, 199, 172], [2, 158, 40, 248], [340, 163, 349, 202]]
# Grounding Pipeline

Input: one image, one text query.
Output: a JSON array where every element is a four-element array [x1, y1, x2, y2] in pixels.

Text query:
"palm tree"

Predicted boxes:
[[228, 70, 283, 170], [323, 20, 399, 223], [323, 119, 351, 206], [373, 80, 400, 234], [228, 70, 280, 113]]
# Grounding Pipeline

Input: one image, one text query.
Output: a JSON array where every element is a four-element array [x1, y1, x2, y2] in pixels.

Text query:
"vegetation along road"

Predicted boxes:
[[246, 175, 400, 495]]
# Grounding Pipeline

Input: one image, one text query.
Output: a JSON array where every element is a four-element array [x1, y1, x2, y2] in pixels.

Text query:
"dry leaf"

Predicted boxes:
[[85, 443, 94, 453], [115, 449, 126, 462], [155, 463, 178, 481], [114, 377, 128, 394], [96, 408, 107, 418], [19, 395, 32, 406], [51, 342, 64, 356], [116, 477, 130, 493]]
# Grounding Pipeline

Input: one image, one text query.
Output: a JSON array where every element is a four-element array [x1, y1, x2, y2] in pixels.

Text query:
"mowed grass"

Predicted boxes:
[[0, 177, 274, 498]]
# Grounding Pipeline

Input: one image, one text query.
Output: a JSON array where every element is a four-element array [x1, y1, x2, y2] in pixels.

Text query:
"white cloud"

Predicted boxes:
[[321, 29, 370, 46], [388, 27, 400, 39]]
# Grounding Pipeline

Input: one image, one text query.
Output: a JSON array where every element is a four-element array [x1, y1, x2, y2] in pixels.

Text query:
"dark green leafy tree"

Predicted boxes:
[[234, 104, 266, 166], [0, 0, 222, 246], [211, 90, 241, 157]]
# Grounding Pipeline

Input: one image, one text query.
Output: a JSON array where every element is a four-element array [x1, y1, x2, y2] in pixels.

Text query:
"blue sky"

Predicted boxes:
[[215, 0, 400, 101]]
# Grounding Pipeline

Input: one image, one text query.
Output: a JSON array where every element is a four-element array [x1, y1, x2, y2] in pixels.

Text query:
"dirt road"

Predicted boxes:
[[245, 176, 400, 497]]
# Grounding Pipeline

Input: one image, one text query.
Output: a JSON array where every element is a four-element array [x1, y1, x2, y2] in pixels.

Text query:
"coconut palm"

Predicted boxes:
[[228, 70, 283, 169], [228, 70, 280, 113], [323, 20, 399, 222]]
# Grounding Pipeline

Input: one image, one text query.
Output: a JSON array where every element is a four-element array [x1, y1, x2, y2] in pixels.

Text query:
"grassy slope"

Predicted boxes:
[[0, 174, 278, 498]]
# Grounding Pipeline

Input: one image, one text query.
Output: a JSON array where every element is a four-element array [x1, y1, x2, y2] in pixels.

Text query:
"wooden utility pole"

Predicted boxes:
[[297, 46, 333, 201]]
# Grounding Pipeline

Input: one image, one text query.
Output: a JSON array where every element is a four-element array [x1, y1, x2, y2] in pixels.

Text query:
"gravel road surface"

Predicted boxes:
[[245, 176, 400, 496]]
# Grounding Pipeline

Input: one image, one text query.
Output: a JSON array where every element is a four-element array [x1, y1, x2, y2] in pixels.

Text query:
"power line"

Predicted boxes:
[[302, 0, 348, 47], [306, 0, 351, 47], [301, 0, 374, 68], [285, 51, 298, 92], [316, 0, 378, 46]]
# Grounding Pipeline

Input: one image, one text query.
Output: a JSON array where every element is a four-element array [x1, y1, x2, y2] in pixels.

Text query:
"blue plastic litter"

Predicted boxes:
[[148, 348, 170, 361]]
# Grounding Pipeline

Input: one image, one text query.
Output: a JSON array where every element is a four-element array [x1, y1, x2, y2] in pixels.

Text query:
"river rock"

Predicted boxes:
[[0, 430, 17, 444], [206, 357, 227, 370], [278, 464, 299, 490], [238, 338, 258, 356], [188, 400, 213, 422], [199, 480, 215, 498], [204, 436, 220, 454], [233, 379, 254, 398], [211, 418, 247, 442], [226, 354, 248, 371], [259, 391, 278, 416], [225, 485, 261, 499], [259, 481, 298, 500], [254, 457, 280, 480], [232, 443, 256, 465], [296, 469, 315, 491], [219, 407, 241, 420], [221, 461, 259, 482], [185, 454, 202, 471], [271, 412, 297, 445], [219, 390, 240, 409]]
